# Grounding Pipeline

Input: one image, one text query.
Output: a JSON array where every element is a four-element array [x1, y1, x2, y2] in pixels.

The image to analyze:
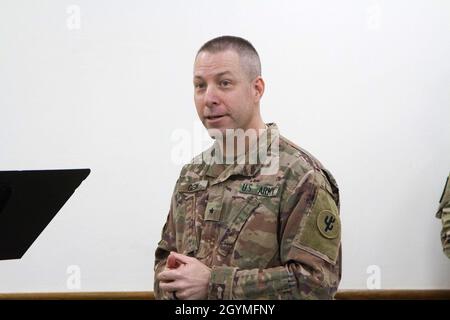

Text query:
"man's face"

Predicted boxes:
[[193, 50, 259, 133]]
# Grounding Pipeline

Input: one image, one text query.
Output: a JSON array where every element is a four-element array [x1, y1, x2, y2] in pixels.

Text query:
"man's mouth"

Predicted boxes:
[[206, 115, 227, 120]]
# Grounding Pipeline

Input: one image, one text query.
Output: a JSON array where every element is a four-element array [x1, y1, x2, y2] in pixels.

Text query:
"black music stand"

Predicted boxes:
[[0, 169, 90, 260]]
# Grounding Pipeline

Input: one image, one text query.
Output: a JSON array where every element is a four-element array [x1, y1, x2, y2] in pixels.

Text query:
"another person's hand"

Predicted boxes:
[[158, 252, 211, 300]]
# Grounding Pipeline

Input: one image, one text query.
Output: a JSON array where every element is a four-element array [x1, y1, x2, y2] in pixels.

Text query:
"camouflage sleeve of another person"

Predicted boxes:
[[436, 174, 450, 258], [153, 185, 178, 300], [208, 169, 341, 300]]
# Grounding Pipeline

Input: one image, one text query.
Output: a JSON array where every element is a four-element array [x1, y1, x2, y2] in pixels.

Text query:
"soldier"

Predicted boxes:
[[436, 174, 450, 258], [154, 36, 341, 299]]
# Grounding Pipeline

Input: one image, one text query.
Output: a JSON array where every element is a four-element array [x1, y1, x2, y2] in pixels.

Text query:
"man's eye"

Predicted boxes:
[[195, 83, 205, 89], [220, 80, 231, 87]]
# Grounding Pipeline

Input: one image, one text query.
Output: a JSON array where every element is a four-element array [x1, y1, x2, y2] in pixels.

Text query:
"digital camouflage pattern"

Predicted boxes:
[[436, 174, 450, 258], [154, 123, 342, 299]]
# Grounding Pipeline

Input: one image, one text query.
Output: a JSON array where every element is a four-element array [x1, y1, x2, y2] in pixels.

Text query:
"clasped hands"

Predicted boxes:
[[157, 251, 211, 300]]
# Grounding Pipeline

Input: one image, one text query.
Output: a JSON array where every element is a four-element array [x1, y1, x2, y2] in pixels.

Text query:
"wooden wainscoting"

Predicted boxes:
[[0, 291, 155, 300], [0, 290, 449, 300], [335, 290, 450, 300]]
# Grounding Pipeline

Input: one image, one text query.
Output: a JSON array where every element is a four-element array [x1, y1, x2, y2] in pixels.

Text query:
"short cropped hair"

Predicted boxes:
[[196, 35, 261, 81]]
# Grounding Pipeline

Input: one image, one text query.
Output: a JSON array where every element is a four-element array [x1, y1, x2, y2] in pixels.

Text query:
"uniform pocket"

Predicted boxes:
[[217, 196, 260, 257], [175, 180, 208, 256]]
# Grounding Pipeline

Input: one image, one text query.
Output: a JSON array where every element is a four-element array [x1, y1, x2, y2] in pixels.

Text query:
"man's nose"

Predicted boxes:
[[204, 85, 220, 108]]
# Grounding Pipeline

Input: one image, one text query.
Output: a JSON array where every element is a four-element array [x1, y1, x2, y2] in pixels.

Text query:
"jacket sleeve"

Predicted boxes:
[[154, 186, 178, 300], [207, 169, 342, 300], [437, 174, 450, 258], [441, 207, 450, 259]]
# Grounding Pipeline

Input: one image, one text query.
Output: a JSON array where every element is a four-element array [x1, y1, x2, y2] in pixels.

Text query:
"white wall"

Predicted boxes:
[[0, 0, 449, 292]]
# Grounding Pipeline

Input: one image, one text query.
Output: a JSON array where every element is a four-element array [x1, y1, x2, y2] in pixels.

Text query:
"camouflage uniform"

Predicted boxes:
[[154, 123, 342, 299], [436, 174, 450, 258]]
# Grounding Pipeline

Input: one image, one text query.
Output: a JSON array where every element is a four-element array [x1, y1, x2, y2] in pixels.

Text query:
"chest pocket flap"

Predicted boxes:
[[175, 179, 208, 255], [217, 196, 260, 257], [177, 179, 208, 193]]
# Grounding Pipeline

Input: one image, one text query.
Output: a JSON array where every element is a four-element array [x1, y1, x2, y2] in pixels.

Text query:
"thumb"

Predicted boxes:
[[170, 251, 193, 264], [166, 254, 180, 269]]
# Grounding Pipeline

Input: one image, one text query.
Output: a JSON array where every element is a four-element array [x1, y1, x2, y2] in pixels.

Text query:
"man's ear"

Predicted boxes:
[[253, 76, 265, 103]]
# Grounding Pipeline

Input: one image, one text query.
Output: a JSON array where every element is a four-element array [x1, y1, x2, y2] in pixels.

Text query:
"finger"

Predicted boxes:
[[169, 251, 188, 265], [157, 269, 181, 282], [167, 254, 181, 269], [170, 252, 193, 264], [175, 289, 190, 300], [159, 280, 182, 293]]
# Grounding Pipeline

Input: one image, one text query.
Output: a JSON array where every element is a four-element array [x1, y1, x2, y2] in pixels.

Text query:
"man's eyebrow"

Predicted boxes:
[[215, 71, 233, 77], [193, 71, 234, 80]]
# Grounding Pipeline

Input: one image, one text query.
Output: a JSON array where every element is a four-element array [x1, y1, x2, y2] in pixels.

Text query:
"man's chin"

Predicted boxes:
[[204, 119, 236, 137], [206, 127, 228, 139]]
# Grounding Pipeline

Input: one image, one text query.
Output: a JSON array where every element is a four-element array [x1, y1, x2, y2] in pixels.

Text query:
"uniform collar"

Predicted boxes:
[[202, 123, 279, 183]]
